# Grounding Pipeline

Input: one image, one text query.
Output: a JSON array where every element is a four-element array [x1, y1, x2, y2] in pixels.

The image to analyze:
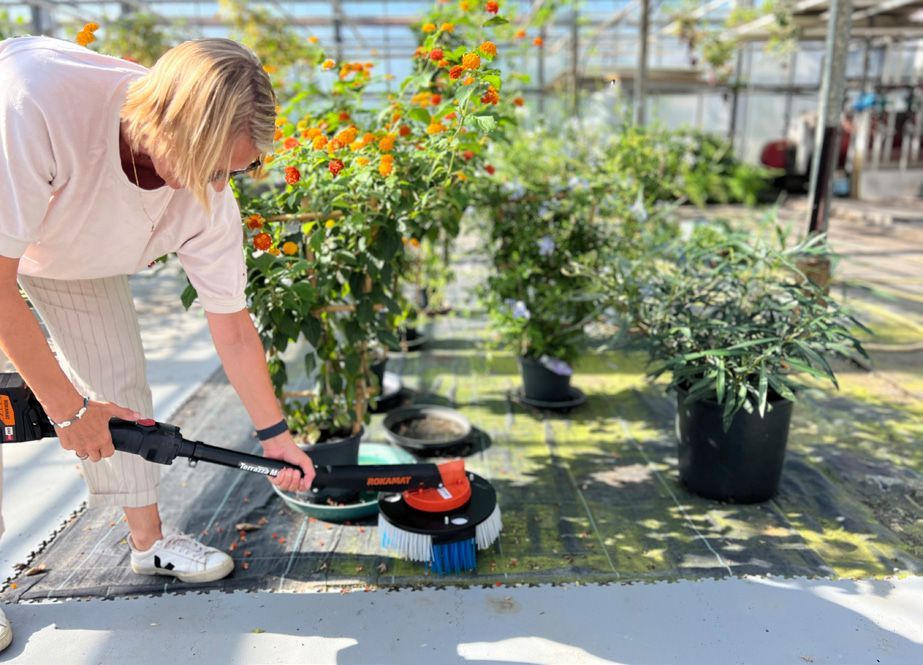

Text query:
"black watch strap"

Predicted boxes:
[[256, 419, 289, 441]]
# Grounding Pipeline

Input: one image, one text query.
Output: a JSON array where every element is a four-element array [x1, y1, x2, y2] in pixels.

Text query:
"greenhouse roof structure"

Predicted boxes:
[[732, 0, 923, 41]]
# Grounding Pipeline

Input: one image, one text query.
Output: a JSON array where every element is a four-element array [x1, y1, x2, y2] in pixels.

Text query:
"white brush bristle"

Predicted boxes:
[[378, 513, 434, 562], [475, 505, 502, 550]]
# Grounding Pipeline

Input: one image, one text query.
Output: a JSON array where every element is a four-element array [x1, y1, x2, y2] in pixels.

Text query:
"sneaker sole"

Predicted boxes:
[[131, 557, 234, 584], [0, 625, 12, 653]]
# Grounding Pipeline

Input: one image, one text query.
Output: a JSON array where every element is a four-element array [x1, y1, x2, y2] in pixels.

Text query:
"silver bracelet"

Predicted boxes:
[[48, 395, 90, 429]]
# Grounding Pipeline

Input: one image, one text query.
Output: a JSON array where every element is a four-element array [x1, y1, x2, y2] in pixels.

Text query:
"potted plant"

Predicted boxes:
[[618, 226, 868, 503], [476, 124, 637, 406], [198, 18, 509, 486]]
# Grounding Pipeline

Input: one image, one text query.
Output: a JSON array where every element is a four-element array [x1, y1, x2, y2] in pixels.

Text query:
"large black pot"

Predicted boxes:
[[676, 389, 793, 503], [519, 356, 572, 403], [300, 426, 363, 503]]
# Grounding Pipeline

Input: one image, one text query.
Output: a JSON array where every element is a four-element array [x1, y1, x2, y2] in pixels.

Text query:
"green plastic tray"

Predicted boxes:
[[272, 442, 417, 522]]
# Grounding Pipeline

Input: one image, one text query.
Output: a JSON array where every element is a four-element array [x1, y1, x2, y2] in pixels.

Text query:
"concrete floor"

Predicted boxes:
[[1, 576, 921, 664]]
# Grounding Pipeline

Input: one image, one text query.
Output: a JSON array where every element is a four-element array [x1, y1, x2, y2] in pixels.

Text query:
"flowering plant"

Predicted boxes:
[[475, 114, 775, 371], [226, 10, 512, 439], [475, 125, 614, 368]]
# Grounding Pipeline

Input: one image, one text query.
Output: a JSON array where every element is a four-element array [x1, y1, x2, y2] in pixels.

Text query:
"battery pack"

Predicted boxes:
[[0, 373, 55, 443]]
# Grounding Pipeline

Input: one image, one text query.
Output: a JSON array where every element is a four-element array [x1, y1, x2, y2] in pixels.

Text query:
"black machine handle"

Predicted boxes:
[[2, 373, 444, 493], [114, 420, 443, 492]]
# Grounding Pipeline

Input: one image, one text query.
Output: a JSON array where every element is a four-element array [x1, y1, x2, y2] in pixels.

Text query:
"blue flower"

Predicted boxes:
[[506, 299, 531, 320], [630, 191, 648, 222], [540, 355, 573, 377], [504, 180, 526, 200], [537, 235, 556, 257]]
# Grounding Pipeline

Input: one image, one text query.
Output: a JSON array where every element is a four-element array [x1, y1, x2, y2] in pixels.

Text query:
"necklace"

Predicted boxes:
[[128, 145, 157, 233]]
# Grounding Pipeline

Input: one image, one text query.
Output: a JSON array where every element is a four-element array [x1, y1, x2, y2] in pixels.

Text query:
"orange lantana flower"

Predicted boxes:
[[479, 41, 497, 57], [462, 53, 481, 70]]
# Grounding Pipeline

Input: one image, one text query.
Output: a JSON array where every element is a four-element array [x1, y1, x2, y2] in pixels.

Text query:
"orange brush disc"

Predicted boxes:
[[402, 459, 472, 512]]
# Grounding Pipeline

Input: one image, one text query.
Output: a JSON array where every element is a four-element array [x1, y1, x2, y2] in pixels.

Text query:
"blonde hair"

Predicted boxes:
[[122, 38, 276, 210]]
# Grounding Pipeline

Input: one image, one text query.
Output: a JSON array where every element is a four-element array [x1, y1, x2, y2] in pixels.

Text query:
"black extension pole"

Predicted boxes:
[[807, 0, 853, 236]]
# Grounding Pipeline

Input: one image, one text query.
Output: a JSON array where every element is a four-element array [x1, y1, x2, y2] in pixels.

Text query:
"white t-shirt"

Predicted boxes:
[[0, 36, 247, 314]]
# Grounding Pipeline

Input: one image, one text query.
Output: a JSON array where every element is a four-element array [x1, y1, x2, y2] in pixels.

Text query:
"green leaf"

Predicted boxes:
[[484, 74, 502, 91], [357, 299, 374, 325], [180, 282, 198, 310], [793, 340, 837, 385], [377, 328, 400, 349], [783, 357, 828, 381], [768, 376, 796, 402], [715, 358, 726, 403], [757, 364, 768, 417], [725, 337, 780, 351], [408, 108, 431, 124], [301, 316, 323, 348], [344, 352, 360, 375], [483, 16, 509, 26], [292, 282, 315, 304], [303, 353, 316, 379], [722, 389, 738, 432], [471, 114, 498, 133], [278, 314, 300, 340]]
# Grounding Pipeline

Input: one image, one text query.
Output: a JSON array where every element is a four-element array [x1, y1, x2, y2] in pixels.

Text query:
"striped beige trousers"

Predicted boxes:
[[8, 274, 161, 514]]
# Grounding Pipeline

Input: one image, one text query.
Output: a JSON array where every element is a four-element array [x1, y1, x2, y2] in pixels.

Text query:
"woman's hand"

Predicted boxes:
[[262, 431, 316, 493], [55, 400, 142, 462]]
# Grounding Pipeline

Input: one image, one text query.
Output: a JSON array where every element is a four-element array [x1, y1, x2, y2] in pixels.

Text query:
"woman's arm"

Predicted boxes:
[[205, 308, 316, 492]]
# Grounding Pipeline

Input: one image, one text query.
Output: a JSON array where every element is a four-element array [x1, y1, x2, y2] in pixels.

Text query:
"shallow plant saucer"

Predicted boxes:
[[272, 442, 416, 522], [389, 330, 428, 353], [403, 332, 427, 350], [383, 404, 472, 452], [511, 386, 588, 413], [406, 426, 493, 459]]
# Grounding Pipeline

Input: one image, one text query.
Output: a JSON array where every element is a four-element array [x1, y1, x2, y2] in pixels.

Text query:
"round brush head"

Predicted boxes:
[[378, 473, 496, 538], [378, 473, 502, 571]]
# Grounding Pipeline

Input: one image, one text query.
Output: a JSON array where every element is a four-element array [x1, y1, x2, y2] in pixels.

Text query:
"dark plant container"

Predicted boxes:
[[300, 426, 364, 503], [519, 356, 572, 403], [370, 356, 388, 392], [387, 326, 426, 352], [413, 286, 430, 311], [795, 255, 832, 295], [676, 388, 793, 503]]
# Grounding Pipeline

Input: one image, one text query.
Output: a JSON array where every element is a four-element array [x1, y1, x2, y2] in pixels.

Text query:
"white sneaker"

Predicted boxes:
[[130, 533, 234, 583], [0, 606, 12, 653]]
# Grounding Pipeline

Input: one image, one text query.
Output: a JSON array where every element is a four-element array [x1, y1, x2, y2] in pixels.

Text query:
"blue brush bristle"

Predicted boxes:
[[430, 538, 477, 574]]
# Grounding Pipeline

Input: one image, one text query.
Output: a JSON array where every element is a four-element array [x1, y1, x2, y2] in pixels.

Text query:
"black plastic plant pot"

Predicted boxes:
[[370, 357, 388, 392], [300, 426, 364, 503], [413, 286, 430, 311], [387, 327, 427, 352], [519, 356, 572, 403], [676, 389, 793, 504]]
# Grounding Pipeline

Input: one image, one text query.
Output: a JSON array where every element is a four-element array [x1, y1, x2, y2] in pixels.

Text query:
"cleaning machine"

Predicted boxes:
[[0, 372, 501, 574]]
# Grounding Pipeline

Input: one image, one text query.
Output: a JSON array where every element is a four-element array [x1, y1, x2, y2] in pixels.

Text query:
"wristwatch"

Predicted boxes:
[[48, 395, 90, 429]]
